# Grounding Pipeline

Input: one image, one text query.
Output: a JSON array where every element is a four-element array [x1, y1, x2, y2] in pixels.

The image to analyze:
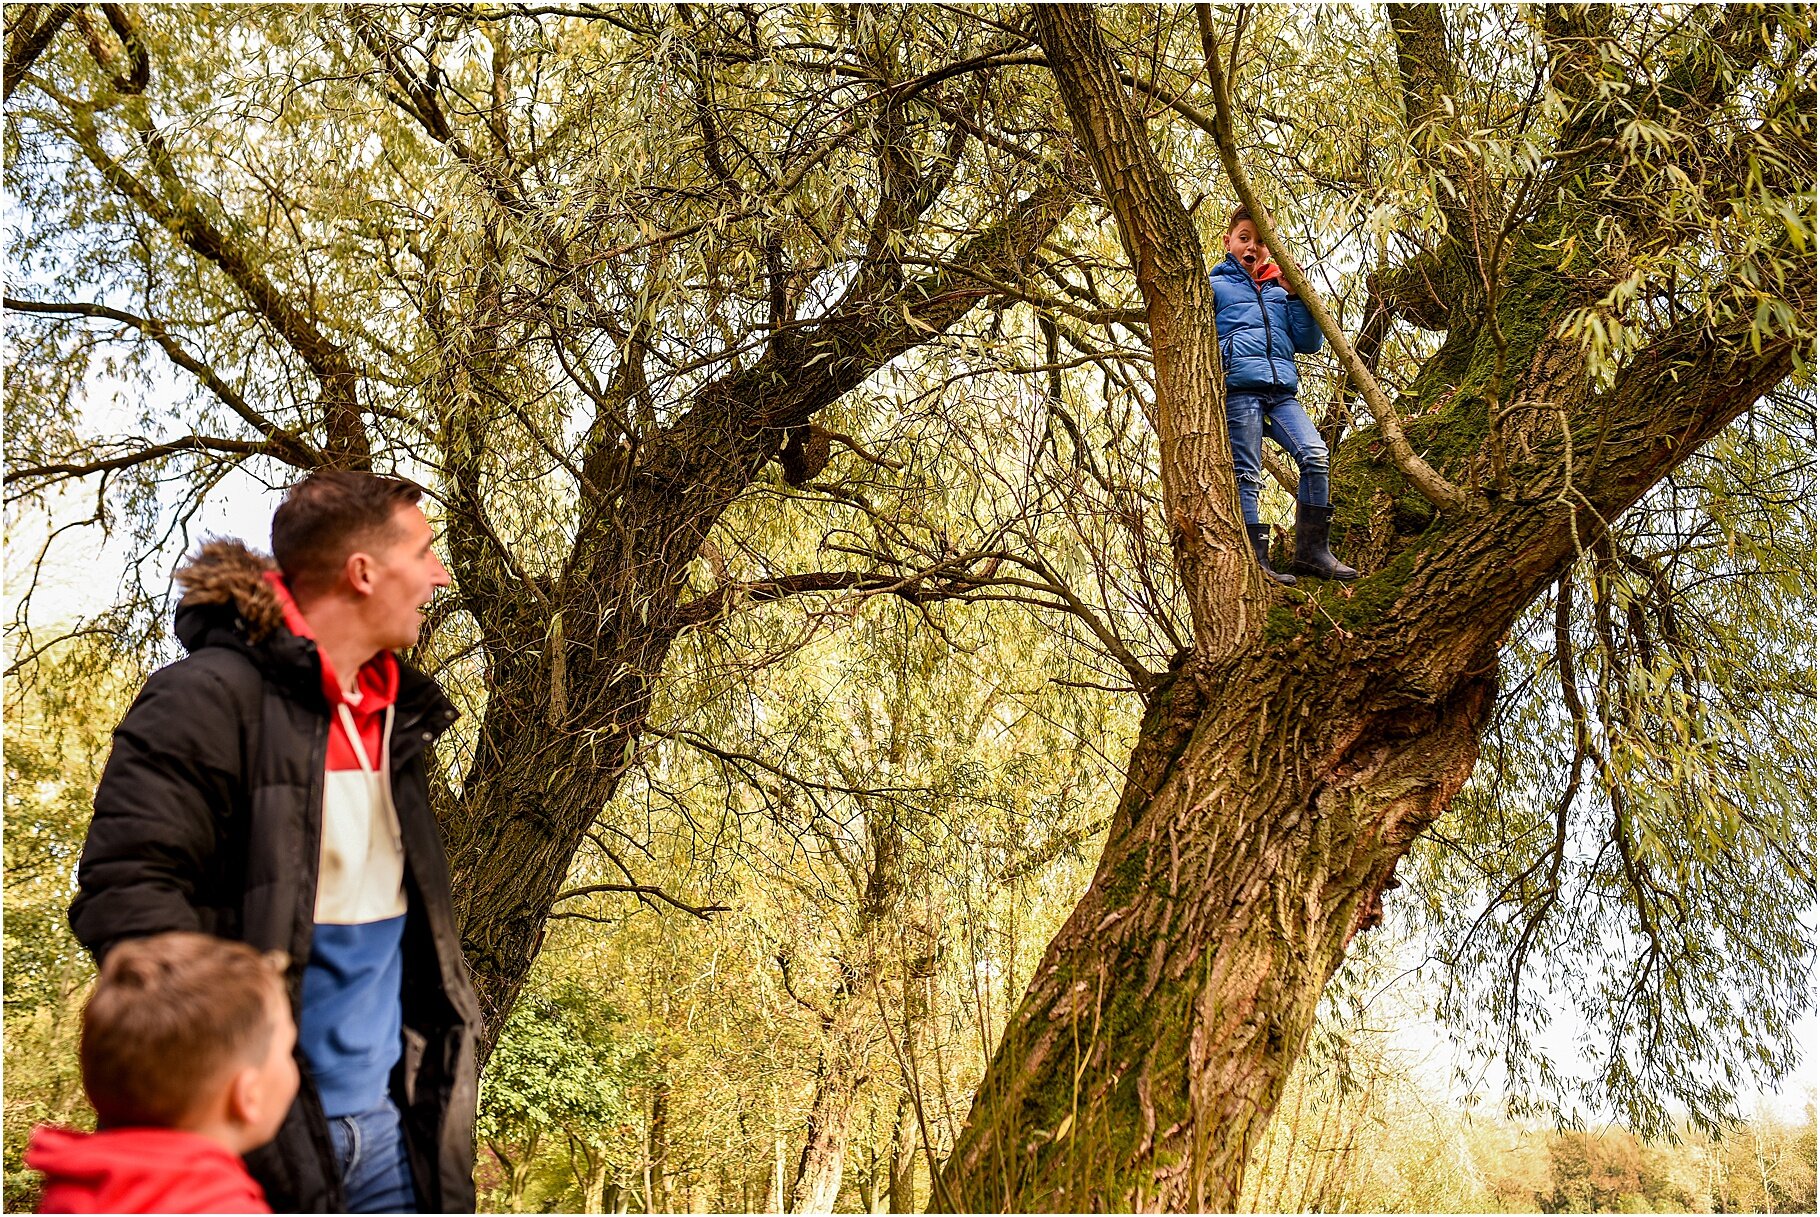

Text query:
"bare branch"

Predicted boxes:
[[4, 2, 78, 99], [7, 435, 282, 491], [6, 296, 326, 470], [552, 882, 729, 920]]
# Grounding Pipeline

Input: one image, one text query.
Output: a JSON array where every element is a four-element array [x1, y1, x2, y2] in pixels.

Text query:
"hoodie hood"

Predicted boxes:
[[260, 568, 399, 714], [169, 537, 454, 736], [26, 1125, 270, 1214]]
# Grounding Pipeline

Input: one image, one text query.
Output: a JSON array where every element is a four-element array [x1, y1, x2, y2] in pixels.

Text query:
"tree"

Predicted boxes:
[[2, 640, 132, 1208], [936, 5, 1813, 1209], [4, 3, 1085, 1049], [476, 979, 645, 1212]]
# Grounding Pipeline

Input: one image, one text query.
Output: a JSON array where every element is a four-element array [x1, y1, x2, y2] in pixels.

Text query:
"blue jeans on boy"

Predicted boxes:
[[328, 1096, 417, 1213], [1225, 388, 1330, 525]]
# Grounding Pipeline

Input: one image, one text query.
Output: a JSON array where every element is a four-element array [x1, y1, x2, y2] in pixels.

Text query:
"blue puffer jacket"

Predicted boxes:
[[1208, 252, 1324, 392]]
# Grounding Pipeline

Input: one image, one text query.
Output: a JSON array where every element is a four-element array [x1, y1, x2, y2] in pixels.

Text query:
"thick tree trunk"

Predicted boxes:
[[789, 1050, 861, 1213], [886, 1093, 916, 1214], [935, 287, 1800, 1209], [937, 645, 1497, 1210]]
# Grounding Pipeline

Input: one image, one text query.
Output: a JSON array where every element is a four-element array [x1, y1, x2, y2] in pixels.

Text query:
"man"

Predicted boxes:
[[70, 471, 479, 1213]]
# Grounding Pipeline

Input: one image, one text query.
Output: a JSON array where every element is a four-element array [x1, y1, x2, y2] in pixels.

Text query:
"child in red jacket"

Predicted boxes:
[[26, 933, 298, 1213]]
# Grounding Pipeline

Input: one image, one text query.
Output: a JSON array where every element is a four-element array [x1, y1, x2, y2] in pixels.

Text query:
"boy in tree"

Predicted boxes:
[[26, 933, 299, 1213], [1208, 206, 1358, 584]]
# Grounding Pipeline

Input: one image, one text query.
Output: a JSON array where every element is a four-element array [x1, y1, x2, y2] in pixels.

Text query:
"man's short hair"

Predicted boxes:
[[80, 933, 288, 1128], [271, 470, 423, 594], [1227, 205, 1253, 232]]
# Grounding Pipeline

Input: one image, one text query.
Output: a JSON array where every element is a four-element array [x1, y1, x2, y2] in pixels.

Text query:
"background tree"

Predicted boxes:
[[2, 641, 132, 1208], [4, 2, 1087, 1046]]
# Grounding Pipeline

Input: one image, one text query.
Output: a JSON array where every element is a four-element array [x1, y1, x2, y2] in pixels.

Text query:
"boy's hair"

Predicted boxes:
[[271, 470, 424, 595], [1227, 205, 1253, 232], [80, 933, 288, 1128]]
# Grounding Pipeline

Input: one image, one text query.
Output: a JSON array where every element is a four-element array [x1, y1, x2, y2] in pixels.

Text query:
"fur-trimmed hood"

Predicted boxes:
[[173, 538, 287, 646]]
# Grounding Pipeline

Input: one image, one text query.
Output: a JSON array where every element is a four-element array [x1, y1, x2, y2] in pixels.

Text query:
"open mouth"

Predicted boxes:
[[1241, 252, 1257, 266]]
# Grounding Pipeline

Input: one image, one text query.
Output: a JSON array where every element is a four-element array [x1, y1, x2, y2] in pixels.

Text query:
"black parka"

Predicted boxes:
[[69, 540, 479, 1213]]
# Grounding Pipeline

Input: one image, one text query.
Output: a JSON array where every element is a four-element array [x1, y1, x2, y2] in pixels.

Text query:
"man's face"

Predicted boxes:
[[358, 503, 450, 651], [1224, 220, 1267, 274]]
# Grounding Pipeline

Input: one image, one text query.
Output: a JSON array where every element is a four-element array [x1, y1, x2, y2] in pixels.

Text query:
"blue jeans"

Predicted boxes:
[[1225, 389, 1330, 524], [328, 1096, 417, 1213]]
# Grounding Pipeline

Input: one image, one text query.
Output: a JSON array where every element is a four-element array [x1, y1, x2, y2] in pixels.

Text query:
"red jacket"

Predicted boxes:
[[25, 1126, 270, 1214]]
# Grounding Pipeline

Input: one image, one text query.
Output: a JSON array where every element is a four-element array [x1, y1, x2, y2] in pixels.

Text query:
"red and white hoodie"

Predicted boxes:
[[265, 572, 408, 1118]]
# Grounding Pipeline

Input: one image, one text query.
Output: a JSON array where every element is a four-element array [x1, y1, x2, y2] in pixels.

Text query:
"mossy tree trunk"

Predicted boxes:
[[935, 5, 1811, 1210]]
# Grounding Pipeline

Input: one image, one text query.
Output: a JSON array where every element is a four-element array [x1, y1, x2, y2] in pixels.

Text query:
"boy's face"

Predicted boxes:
[[1224, 220, 1267, 274], [239, 988, 300, 1147]]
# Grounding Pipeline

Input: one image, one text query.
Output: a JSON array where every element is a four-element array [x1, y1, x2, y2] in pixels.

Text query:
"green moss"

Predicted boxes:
[[1334, 544, 1422, 632], [1263, 602, 1303, 648]]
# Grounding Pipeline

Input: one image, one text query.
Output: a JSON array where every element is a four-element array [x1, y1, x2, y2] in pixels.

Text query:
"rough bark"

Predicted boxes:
[[789, 1047, 862, 1213], [886, 1092, 916, 1213], [935, 5, 1811, 1210], [1029, 5, 1262, 653]]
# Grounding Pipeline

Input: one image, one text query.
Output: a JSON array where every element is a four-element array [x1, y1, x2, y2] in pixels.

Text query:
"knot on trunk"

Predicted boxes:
[[779, 424, 832, 485]]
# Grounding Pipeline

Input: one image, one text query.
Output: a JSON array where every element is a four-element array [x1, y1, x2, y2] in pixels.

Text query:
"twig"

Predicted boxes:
[[552, 882, 729, 920]]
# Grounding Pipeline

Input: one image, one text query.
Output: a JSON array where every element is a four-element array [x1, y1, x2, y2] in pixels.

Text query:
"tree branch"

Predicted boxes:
[[3, 2, 78, 99], [672, 561, 1002, 630], [7, 435, 285, 491], [5, 296, 326, 470], [552, 883, 729, 920], [1034, 4, 1261, 655], [59, 90, 372, 466]]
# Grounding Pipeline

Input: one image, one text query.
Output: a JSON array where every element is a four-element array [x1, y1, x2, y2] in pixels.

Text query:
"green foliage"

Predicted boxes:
[[478, 974, 648, 1213], [1412, 382, 1816, 1139], [2, 642, 131, 1207]]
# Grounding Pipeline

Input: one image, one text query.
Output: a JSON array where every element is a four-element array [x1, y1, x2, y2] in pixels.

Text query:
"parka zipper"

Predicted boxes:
[[1250, 275, 1283, 388]]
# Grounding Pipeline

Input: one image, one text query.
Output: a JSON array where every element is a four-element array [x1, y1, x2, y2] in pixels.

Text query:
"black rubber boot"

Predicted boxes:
[[1290, 503, 1359, 581], [1247, 522, 1296, 586]]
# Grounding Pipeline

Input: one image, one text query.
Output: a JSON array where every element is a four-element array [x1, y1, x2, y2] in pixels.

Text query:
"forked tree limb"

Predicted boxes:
[[3, 3, 78, 99], [6, 296, 327, 471], [1194, 3, 1471, 516]]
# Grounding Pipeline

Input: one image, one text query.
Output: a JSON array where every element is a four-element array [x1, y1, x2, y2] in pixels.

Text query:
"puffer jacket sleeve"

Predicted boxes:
[[69, 656, 252, 958], [1286, 293, 1324, 355]]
